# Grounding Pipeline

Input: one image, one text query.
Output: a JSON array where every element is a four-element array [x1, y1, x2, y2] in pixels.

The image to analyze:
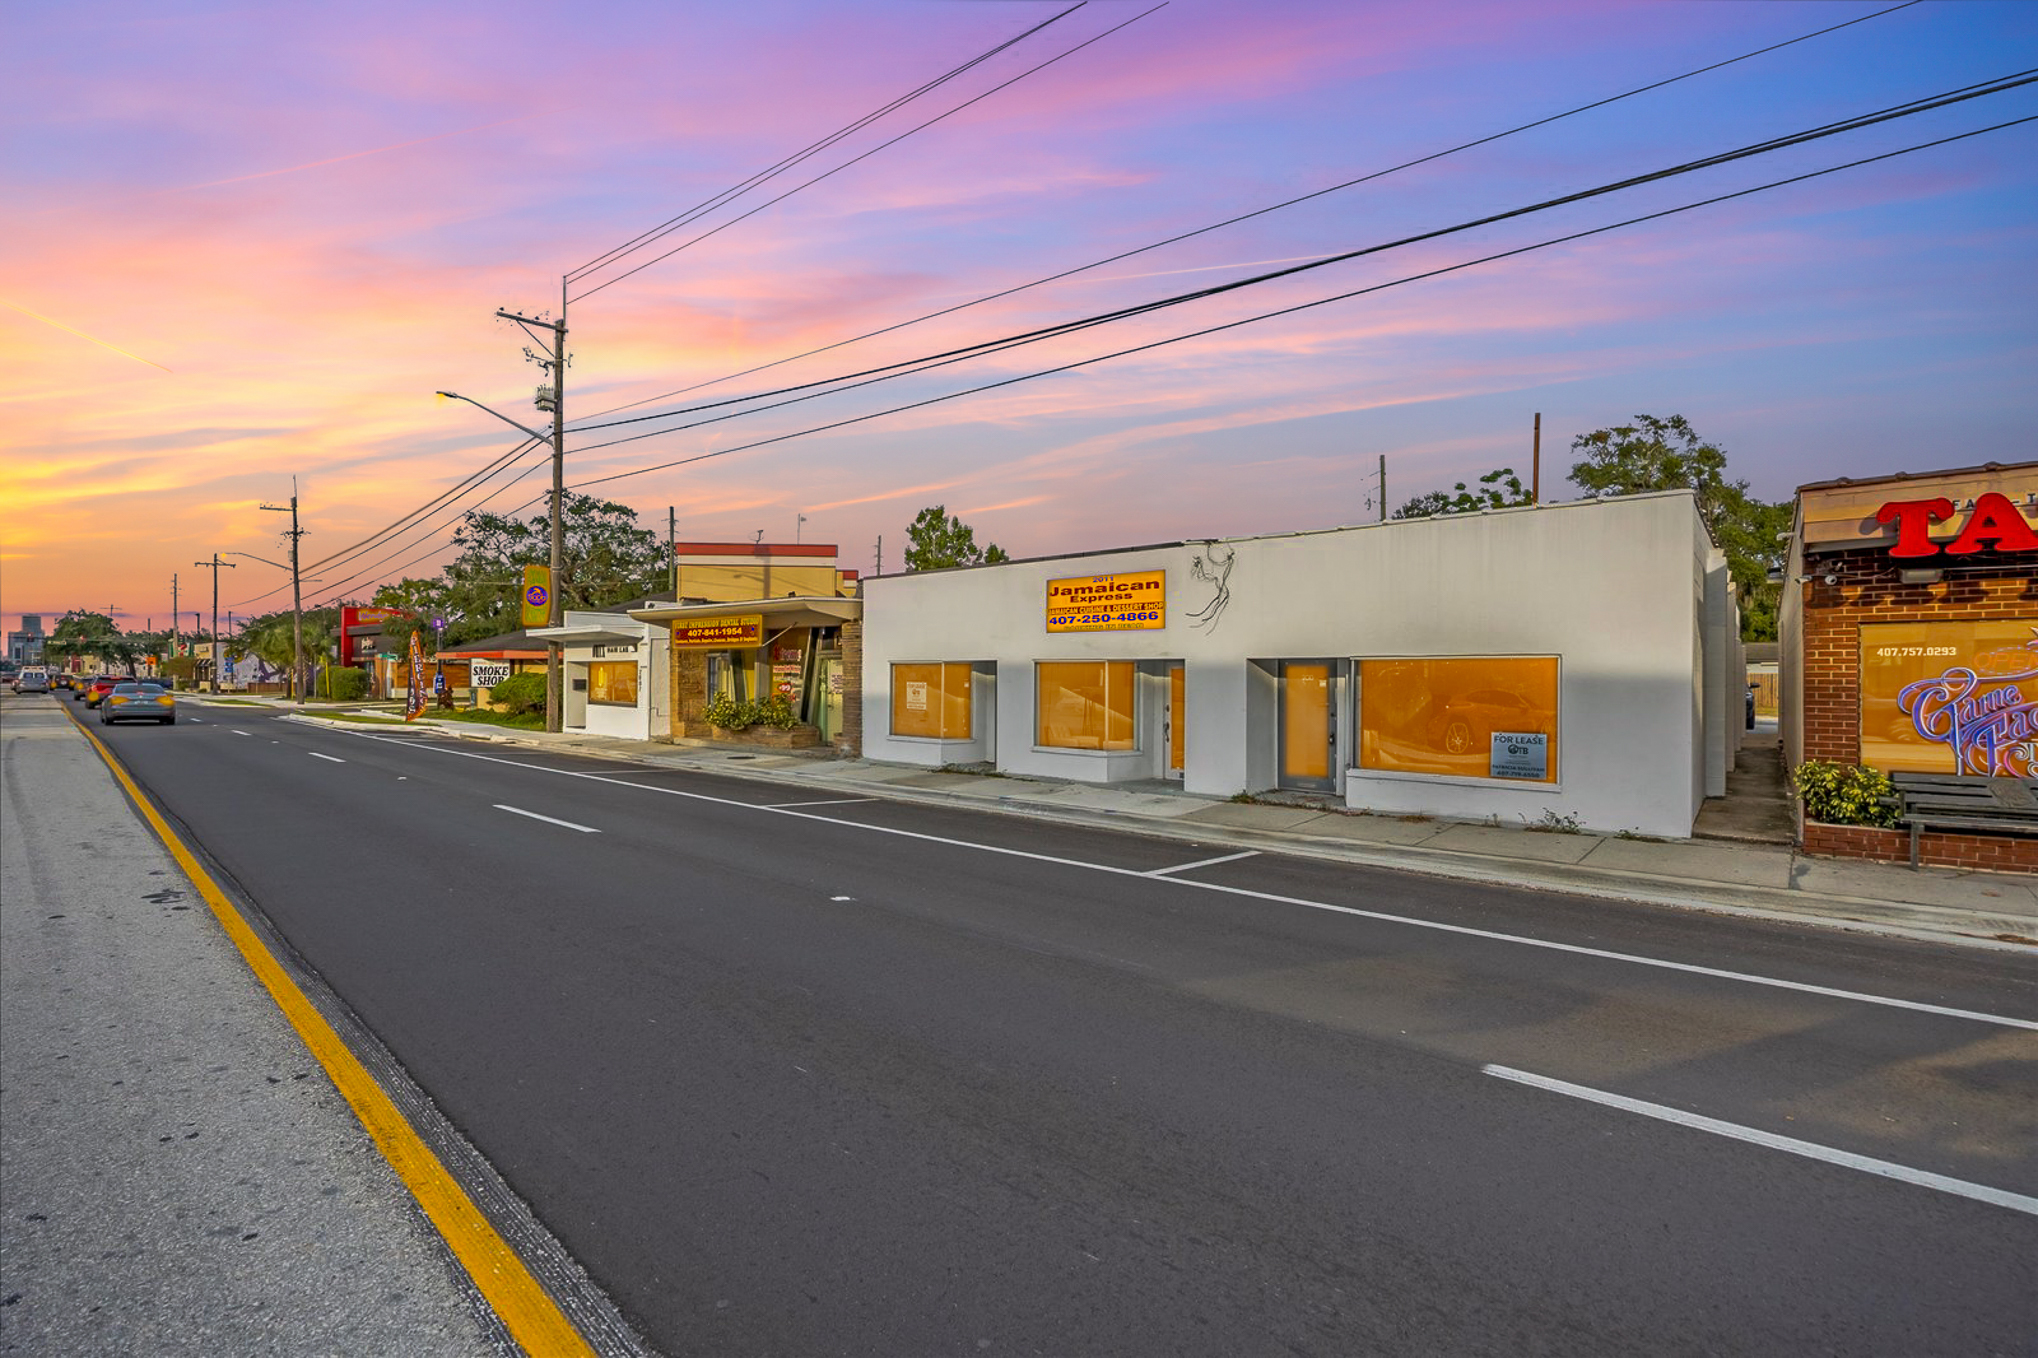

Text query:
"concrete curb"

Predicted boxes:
[[259, 707, 2037, 955]]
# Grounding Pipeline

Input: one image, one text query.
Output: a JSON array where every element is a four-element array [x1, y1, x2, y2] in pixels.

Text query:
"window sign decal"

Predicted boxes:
[[1868, 622, 2038, 776]]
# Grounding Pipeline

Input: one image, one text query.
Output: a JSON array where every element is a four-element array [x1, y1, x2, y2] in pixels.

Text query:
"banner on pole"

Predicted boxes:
[[520, 565, 552, 628], [404, 632, 427, 721]]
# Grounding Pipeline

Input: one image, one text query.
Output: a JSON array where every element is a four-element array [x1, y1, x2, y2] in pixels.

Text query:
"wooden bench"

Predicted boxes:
[[1889, 772, 2038, 867]]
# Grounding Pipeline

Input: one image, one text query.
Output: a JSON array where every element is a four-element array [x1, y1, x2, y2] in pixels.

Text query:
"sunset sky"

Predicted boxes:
[[6, 0, 2034, 641]]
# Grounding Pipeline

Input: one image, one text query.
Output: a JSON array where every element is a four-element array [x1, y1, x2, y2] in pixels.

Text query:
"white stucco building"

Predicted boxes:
[[860, 491, 1740, 838], [528, 610, 670, 741]]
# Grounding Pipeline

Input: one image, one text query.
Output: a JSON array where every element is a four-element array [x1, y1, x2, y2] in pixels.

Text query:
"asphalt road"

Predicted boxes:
[[83, 699, 2038, 1356]]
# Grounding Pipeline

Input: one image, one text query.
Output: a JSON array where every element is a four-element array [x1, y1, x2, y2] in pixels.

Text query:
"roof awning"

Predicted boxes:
[[526, 625, 643, 647], [627, 596, 861, 630]]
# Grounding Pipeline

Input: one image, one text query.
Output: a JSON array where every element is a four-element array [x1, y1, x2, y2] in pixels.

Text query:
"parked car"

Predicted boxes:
[[99, 682, 176, 725], [82, 675, 125, 707], [1424, 688, 1550, 755]]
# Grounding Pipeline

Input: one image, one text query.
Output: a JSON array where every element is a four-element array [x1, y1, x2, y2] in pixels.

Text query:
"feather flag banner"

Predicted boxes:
[[405, 631, 427, 721]]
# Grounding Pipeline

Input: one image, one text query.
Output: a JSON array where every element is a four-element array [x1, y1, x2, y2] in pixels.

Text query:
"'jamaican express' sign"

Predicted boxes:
[[1046, 570, 1165, 632], [670, 614, 763, 649]]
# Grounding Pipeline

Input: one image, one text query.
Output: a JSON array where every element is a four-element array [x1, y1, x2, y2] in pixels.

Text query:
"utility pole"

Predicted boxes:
[[1378, 454, 1387, 523], [195, 555, 236, 695], [260, 481, 306, 704], [875, 535, 883, 577], [170, 574, 179, 666], [496, 297, 568, 733], [797, 512, 807, 544], [668, 506, 678, 597], [1531, 412, 1542, 504]]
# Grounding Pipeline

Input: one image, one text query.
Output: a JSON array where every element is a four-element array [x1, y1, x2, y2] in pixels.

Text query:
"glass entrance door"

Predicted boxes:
[[1279, 660, 1335, 790]]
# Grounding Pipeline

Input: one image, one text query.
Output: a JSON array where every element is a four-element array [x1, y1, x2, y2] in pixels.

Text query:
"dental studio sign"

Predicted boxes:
[[1863, 621, 2038, 777]]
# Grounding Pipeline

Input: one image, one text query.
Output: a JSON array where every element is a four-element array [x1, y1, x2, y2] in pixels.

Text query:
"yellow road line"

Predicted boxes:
[[71, 713, 598, 1358]]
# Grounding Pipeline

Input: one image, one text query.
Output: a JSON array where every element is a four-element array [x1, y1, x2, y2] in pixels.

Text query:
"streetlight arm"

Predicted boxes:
[[226, 551, 289, 570], [436, 391, 549, 442]]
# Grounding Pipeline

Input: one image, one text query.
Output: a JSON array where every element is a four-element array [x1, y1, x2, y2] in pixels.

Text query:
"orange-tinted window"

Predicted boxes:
[[1283, 663, 1332, 780], [1037, 661, 1136, 750], [1359, 657, 1558, 782], [891, 663, 972, 739], [588, 660, 638, 706], [1861, 620, 2038, 776], [1168, 665, 1185, 772]]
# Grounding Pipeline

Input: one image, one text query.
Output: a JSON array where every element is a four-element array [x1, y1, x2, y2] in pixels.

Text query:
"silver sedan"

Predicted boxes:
[[98, 682, 178, 725]]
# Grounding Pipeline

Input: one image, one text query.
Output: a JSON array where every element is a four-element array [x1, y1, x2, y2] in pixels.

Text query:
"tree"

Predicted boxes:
[[1567, 415, 1788, 641], [234, 607, 341, 696], [377, 494, 668, 644], [1392, 467, 1531, 520], [904, 505, 1010, 571], [44, 611, 144, 676]]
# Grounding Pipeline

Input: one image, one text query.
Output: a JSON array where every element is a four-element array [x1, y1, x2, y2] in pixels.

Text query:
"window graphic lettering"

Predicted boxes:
[[1867, 622, 2038, 776]]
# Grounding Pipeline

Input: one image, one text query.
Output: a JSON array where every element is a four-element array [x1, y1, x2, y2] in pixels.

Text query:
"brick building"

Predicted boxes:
[[1780, 461, 2038, 871]]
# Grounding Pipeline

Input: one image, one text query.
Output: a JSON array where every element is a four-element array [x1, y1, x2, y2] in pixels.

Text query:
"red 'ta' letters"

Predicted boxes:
[[1944, 492, 2038, 556], [1876, 498, 1954, 557]]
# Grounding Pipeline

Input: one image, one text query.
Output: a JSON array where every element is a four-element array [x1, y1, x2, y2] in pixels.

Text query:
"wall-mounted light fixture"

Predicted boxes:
[[1899, 567, 1945, 585]]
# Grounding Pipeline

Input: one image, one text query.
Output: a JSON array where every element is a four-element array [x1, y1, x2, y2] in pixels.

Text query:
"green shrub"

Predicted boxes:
[[490, 672, 546, 715], [318, 665, 370, 701], [703, 691, 750, 730], [1792, 760, 1898, 828], [753, 692, 798, 730]]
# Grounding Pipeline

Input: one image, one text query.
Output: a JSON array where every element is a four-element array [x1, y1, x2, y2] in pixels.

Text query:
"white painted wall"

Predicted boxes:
[[554, 611, 667, 741], [862, 492, 1719, 837]]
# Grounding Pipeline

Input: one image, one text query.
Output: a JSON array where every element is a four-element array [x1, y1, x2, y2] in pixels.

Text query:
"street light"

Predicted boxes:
[[437, 389, 564, 733]]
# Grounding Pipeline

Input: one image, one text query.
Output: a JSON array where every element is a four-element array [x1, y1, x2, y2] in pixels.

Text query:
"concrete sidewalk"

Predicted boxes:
[[0, 699, 503, 1356], [254, 698, 2038, 954]]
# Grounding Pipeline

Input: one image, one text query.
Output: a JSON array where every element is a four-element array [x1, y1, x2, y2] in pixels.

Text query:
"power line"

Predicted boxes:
[[556, 69, 2037, 456], [571, 0, 1926, 423], [303, 436, 542, 574], [233, 440, 552, 610], [568, 1, 1167, 304], [304, 446, 556, 607], [567, 2, 1090, 285], [543, 115, 2034, 505]]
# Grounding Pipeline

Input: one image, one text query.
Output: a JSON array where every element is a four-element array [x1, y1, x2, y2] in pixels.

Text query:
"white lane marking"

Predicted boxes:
[[353, 736, 2038, 1032], [1484, 1065, 2038, 1217], [493, 804, 600, 834], [831, 895, 855, 902], [309, 752, 346, 764], [232, 729, 251, 736], [763, 797, 877, 809], [1145, 850, 1259, 878]]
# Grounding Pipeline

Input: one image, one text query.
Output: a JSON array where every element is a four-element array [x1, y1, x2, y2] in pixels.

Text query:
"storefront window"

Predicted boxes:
[[891, 662, 972, 740], [1037, 661, 1136, 750], [1358, 657, 1558, 782], [588, 660, 638, 707], [1861, 620, 2038, 776]]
